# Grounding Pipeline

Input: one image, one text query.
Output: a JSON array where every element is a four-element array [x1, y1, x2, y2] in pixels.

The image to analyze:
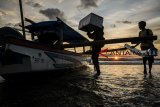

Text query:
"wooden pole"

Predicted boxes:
[[58, 22, 63, 45], [61, 36, 157, 48], [74, 47, 77, 53], [83, 46, 85, 53], [19, 0, 26, 39]]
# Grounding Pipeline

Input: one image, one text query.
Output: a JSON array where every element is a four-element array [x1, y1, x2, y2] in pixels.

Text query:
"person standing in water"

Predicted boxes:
[[137, 21, 155, 75], [87, 27, 105, 75]]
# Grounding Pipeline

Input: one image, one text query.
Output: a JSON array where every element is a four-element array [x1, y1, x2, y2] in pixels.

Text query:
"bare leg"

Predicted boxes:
[[95, 62, 100, 75], [148, 62, 152, 74], [143, 57, 147, 74], [148, 57, 153, 74], [94, 66, 96, 71], [92, 53, 100, 75]]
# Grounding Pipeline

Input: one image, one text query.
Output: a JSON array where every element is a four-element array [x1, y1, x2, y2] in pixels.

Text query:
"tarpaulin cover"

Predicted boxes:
[[26, 19, 88, 43]]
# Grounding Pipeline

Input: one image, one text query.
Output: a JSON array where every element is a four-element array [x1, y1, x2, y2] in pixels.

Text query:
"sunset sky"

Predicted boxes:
[[0, 0, 160, 52]]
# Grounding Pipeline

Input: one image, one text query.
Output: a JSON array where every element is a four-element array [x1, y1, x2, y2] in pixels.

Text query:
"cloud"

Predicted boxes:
[[116, 20, 134, 24], [109, 24, 116, 28], [39, 8, 66, 21], [102, 0, 160, 40], [0, 0, 18, 10], [5, 22, 20, 27], [78, 0, 99, 9], [154, 39, 160, 44], [39, 8, 78, 28], [0, 10, 6, 16], [57, 0, 64, 3], [154, 28, 160, 31], [25, 1, 42, 8], [126, 0, 160, 21]]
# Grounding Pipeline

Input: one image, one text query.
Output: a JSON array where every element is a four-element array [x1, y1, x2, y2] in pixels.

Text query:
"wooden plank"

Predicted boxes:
[[6, 36, 157, 50], [62, 36, 157, 48]]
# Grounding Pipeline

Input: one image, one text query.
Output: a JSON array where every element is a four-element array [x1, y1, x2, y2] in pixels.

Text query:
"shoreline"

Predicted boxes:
[[98, 61, 160, 65]]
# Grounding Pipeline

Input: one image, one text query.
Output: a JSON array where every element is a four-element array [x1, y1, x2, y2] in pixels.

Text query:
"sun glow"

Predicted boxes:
[[114, 56, 119, 60]]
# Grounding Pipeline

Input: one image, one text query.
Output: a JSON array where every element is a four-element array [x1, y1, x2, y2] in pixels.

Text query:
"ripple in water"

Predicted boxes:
[[0, 65, 160, 107]]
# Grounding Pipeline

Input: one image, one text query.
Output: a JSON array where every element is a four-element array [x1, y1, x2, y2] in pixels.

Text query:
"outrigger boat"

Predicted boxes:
[[0, 19, 90, 79], [0, 1, 158, 79]]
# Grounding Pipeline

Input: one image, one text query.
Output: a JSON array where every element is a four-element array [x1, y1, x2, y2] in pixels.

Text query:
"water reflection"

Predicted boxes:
[[0, 65, 160, 107], [94, 65, 160, 106]]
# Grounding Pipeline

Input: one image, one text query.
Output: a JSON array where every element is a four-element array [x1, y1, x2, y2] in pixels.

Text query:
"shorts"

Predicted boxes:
[[141, 46, 154, 63]]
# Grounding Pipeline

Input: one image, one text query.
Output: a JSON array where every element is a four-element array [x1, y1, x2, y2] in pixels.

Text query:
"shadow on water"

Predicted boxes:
[[0, 67, 104, 107]]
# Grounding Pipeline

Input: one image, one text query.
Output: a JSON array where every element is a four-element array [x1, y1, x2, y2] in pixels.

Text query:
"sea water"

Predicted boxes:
[[0, 65, 160, 107]]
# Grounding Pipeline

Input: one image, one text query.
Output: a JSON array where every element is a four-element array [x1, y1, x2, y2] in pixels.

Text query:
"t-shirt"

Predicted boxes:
[[139, 29, 154, 48]]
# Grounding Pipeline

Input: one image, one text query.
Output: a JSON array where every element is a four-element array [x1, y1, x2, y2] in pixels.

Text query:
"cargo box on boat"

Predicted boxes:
[[78, 13, 103, 32]]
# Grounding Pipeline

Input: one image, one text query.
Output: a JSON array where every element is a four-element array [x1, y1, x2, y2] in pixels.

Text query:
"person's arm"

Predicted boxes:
[[149, 29, 153, 36], [136, 31, 142, 46], [148, 29, 154, 43], [131, 31, 141, 47], [87, 32, 94, 39]]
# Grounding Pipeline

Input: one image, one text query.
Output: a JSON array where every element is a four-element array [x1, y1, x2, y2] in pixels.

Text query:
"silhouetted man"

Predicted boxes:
[[138, 21, 155, 75], [87, 27, 105, 75]]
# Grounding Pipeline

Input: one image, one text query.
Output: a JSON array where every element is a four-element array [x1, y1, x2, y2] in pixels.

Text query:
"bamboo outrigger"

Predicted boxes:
[[60, 36, 157, 49]]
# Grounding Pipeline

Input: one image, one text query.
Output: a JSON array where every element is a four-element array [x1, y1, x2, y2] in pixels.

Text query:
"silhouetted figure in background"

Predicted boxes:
[[137, 21, 155, 75], [87, 27, 105, 75]]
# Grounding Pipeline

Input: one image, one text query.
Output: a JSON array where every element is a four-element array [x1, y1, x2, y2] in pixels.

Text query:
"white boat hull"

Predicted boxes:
[[0, 42, 89, 77]]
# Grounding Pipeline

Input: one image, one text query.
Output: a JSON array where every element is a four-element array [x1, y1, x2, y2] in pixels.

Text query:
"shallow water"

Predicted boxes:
[[0, 65, 160, 107]]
